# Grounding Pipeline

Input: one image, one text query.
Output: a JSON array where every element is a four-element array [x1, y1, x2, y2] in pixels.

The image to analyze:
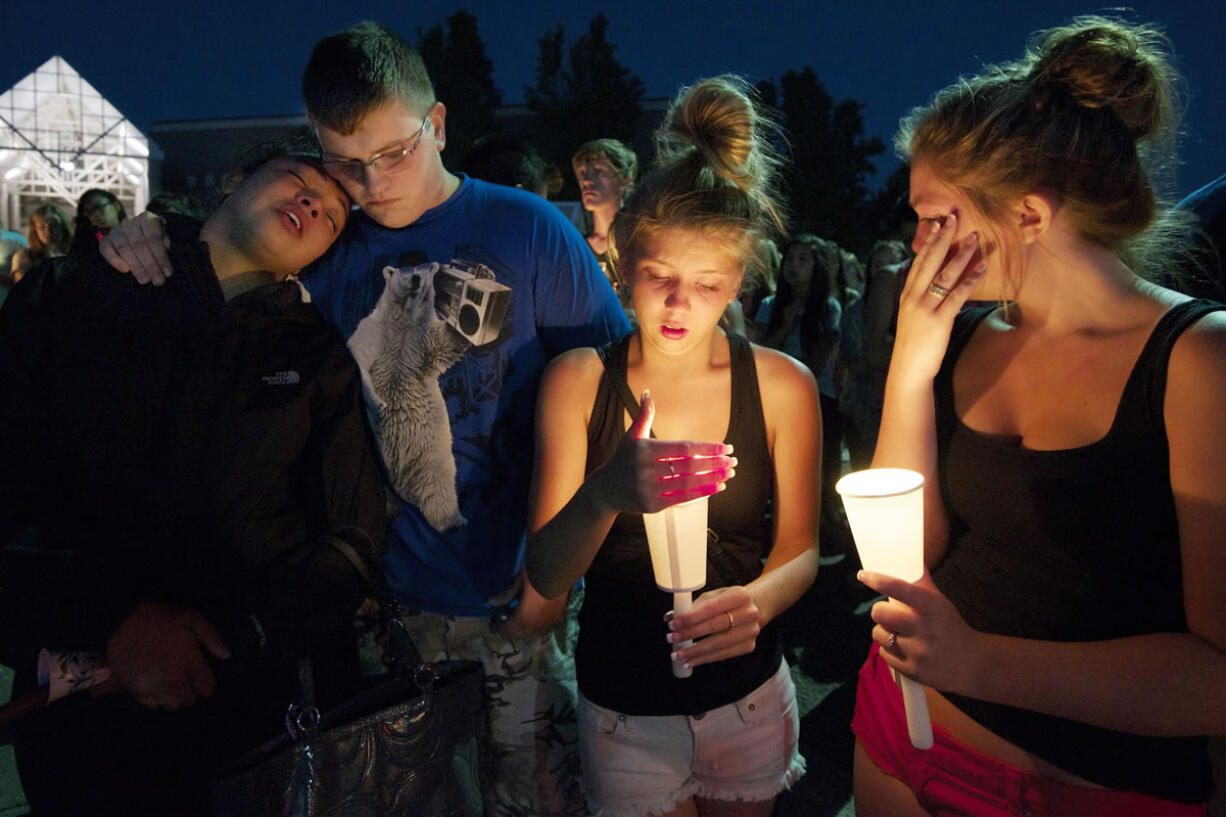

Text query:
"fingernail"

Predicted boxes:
[[663, 610, 675, 623], [725, 444, 734, 454], [729, 457, 739, 468], [666, 632, 678, 644], [857, 570, 866, 581]]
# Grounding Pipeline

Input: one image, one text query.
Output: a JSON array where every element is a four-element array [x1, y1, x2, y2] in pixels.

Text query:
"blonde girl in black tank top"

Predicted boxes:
[[524, 77, 821, 817]]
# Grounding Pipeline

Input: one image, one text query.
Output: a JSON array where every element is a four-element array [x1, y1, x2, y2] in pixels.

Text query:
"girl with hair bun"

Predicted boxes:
[[526, 76, 818, 817], [854, 17, 1226, 815]]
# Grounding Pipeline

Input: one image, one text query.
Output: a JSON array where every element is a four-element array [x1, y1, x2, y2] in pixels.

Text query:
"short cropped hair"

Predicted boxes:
[[302, 21, 435, 135], [571, 139, 639, 187]]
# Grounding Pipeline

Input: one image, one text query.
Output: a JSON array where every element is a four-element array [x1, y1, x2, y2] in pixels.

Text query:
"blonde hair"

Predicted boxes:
[[897, 16, 1186, 282], [609, 75, 786, 284]]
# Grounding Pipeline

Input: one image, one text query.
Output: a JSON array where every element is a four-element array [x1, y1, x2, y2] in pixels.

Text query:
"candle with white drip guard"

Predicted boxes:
[[836, 468, 934, 750]]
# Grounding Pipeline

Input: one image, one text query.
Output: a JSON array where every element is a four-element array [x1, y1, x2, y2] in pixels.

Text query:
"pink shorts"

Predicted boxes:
[[851, 644, 1208, 817], [577, 660, 805, 817]]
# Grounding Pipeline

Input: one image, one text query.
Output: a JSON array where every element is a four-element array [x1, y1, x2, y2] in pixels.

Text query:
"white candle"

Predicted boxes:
[[837, 468, 934, 750]]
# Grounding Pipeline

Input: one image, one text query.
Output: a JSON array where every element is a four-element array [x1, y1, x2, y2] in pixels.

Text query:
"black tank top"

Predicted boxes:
[[933, 299, 1221, 802], [575, 332, 782, 715]]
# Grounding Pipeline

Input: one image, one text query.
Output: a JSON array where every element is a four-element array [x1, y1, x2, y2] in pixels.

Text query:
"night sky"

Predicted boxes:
[[2, 0, 1222, 197]]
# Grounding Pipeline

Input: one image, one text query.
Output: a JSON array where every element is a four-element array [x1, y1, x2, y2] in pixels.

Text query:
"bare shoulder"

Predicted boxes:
[[751, 344, 819, 412], [545, 345, 604, 379], [752, 344, 818, 387], [540, 346, 606, 407]]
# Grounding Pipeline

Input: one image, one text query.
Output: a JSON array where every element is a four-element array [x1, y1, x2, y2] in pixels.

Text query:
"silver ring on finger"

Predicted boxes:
[[887, 631, 898, 652], [726, 611, 735, 631], [666, 460, 677, 476], [927, 282, 951, 299]]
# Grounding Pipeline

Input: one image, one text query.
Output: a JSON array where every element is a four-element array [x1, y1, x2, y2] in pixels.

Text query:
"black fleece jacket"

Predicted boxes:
[[0, 215, 386, 684]]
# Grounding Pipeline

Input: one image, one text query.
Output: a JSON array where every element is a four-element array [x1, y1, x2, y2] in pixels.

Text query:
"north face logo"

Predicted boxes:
[[261, 370, 300, 386]]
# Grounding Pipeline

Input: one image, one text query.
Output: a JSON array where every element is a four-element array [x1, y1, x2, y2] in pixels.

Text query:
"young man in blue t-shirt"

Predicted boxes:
[[103, 21, 628, 817]]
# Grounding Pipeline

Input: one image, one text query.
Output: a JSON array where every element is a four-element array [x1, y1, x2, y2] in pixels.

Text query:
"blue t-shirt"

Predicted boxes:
[[301, 175, 630, 615]]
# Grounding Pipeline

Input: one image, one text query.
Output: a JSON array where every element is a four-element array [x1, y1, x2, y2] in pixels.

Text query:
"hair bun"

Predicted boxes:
[[659, 76, 760, 191], [1028, 18, 1175, 139]]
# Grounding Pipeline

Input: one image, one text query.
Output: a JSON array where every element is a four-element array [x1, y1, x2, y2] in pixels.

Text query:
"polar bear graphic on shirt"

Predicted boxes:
[[348, 263, 472, 532]]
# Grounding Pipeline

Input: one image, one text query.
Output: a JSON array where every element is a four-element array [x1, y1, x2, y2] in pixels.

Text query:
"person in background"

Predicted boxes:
[[527, 75, 818, 817], [740, 236, 779, 342], [839, 239, 909, 471], [10, 203, 72, 281], [572, 138, 638, 289], [0, 226, 25, 275], [855, 17, 1226, 815], [69, 188, 126, 259], [761, 233, 843, 537], [462, 134, 551, 197], [0, 143, 384, 816]]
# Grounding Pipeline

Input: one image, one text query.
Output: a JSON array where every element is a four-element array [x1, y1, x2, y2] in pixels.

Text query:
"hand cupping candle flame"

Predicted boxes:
[[634, 390, 733, 679]]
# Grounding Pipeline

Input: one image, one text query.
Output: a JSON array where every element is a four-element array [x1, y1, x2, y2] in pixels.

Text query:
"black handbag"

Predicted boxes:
[[211, 537, 484, 817]]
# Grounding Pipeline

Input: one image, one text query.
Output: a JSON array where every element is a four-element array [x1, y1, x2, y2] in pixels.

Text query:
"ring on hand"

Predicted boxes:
[[726, 611, 735, 631], [666, 460, 677, 477], [887, 631, 898, 652], [927, 282, 951, 299]]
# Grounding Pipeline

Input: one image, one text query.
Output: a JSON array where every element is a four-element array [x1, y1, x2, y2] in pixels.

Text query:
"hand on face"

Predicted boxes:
[[890, 212, 987, 388]]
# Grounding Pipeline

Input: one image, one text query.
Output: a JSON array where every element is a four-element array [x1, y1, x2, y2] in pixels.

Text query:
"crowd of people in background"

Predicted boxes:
[[1, 12, 1224, 817]]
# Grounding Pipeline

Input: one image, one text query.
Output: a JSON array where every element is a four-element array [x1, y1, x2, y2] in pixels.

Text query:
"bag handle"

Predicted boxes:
[[324, 528, 427, 673], [282, 528, 438, 740]]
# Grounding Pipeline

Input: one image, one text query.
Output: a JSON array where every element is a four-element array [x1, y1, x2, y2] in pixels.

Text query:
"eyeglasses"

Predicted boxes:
[[320, 110, 433, 183]]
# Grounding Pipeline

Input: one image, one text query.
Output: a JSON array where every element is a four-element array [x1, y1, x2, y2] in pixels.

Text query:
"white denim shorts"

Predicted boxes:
[[577, 659, 806, 817]]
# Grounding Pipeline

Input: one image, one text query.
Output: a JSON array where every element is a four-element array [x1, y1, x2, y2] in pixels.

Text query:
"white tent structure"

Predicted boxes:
[[0, 56, 152, 232]]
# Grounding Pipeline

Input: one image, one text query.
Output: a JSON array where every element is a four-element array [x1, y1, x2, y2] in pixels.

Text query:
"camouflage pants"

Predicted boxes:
[[400, 589, 587, 817]]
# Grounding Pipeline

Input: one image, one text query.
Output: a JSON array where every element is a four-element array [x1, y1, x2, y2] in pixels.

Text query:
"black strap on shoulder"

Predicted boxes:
[[1135, 298, 1226, 435], [596, 333, 650, 436]]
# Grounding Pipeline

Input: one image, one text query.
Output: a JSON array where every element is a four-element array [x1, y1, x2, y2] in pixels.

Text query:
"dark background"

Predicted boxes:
[[2, 1, 1220, 195]]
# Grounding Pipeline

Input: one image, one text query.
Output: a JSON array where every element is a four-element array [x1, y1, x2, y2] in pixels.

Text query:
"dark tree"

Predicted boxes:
[[417, 10, 502, 166], [525, 14, 646, 197], [773, 67, 885, 255]]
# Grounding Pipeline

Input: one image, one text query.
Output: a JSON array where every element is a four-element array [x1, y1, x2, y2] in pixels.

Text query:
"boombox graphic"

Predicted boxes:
[[433, 260, 511, 346]]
